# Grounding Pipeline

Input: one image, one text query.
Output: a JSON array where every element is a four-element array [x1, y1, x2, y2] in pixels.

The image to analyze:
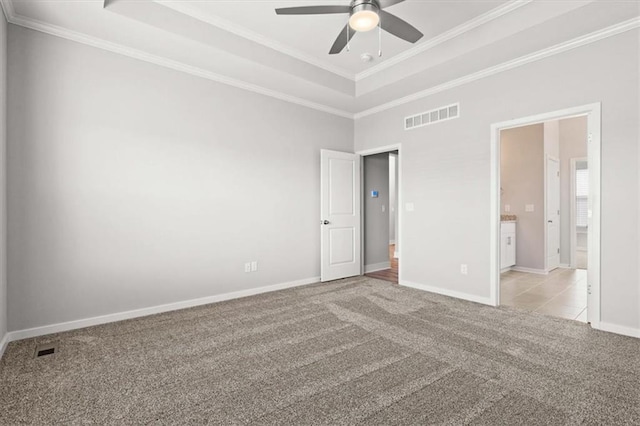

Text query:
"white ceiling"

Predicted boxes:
[[161, 0, 508, 76], [2, 0, 639, 117]]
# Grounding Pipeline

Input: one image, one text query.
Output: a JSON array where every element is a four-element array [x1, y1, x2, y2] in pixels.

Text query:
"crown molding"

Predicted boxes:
[[354, 0, 533, 81], [157, 0, 531, 84], [3, 0, 638, 122], [155, 0, 356, 82], [3, 4, 355, 119], [0, 0, 14, 21], [354, 16, 640, 119]]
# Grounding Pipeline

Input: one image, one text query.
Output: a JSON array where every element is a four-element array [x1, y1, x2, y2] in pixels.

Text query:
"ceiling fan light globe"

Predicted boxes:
[[349, 10, 379, 32]]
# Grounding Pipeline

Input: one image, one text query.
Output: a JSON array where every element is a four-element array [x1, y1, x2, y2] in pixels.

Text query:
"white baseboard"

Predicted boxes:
[[394, 251, 399, 259], [0, 332, 8, 360], [559, 263, 571, 268], [6, 276, 320, 343], [365, 262, 391, 273], [511, 266, 548, 275], [389, 239, 396, 245], [500, 267, 512, 273], [576, 247, 587, 252], [594, 322, 640, 339], [400, 280, 493, 306]]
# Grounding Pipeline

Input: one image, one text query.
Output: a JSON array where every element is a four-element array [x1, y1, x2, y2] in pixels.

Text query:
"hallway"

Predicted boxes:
[[365, 244, 398, 284]]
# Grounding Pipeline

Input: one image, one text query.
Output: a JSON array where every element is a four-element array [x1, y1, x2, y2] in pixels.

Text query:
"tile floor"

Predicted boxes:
[[576, 250, 588, 269], [500, 268, 587, 322]]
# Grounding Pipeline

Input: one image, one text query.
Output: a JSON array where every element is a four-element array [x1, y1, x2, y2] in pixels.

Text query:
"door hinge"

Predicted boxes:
[[557, 248, 560, 254], [588, 133, 593, 143]]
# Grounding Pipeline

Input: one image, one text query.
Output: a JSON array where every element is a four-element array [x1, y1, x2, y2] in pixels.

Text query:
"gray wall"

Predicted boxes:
[[559, 116, 587, 264], [7, 25, 353, 331], [355, 29, 640, 330], [0, 14, 7, 343], [364, 153, 390, 267], [501, 124, 545, 271]]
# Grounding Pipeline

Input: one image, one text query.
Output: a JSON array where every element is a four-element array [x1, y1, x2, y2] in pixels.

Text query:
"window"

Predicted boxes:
[[576, 168, 589, 227]]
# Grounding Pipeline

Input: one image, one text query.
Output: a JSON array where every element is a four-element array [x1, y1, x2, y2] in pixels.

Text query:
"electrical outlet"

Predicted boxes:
[[504, 204, 511, 212], [525, 204, 535, 212], [460, 264, 468, 275], [244, 262, 251, 273], [251, 261, 258, 272]]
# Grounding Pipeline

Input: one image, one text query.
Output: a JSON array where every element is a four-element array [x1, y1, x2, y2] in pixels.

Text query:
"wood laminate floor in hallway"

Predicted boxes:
[[365, 244, 398, 284]]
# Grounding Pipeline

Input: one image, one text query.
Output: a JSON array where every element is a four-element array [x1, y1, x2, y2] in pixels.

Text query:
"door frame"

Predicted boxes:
[[490, 103, 601, 327], [544, 154, 560, 272], [570, 157, 588, 269], [355, 144, 402, 282]]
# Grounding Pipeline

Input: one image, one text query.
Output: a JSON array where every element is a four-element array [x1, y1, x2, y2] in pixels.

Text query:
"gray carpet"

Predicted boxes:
[[1, 277, 639, 425]]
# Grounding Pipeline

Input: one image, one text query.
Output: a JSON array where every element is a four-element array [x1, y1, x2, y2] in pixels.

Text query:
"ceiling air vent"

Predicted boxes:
[[404, 103, 460, 130]]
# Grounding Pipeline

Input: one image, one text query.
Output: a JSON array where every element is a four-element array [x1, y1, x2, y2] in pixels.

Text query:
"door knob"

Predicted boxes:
[[322, 220, 330, 225]]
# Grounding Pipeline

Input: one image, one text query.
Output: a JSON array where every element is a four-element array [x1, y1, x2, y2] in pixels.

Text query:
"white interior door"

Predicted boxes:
[[546, 157, 560, 270], [321, 149, 361, 282]]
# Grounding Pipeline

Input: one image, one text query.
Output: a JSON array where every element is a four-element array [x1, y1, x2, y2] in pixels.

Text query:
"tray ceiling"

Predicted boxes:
[[2, 0, 638, 117]]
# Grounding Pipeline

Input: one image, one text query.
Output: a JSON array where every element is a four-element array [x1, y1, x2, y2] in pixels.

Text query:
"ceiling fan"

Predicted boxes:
[[275, 0, 423, 55]]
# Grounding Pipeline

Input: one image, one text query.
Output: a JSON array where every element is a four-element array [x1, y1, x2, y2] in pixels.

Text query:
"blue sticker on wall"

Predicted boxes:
[[371, 190, 379, 198]]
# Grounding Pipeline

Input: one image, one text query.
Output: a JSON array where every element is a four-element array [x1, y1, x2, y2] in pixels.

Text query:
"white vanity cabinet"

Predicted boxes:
[[500, 221, 516, 270]]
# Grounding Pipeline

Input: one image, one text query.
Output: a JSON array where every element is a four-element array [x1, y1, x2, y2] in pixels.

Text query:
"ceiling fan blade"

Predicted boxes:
[[379, 10, 423, 43], [378, 0, 405, 8], [329, 24, 356, 54], [275, 6, 351, 15]]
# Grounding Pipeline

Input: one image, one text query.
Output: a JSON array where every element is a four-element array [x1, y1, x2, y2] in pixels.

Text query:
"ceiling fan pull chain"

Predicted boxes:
[[378, 18, 382, 57]]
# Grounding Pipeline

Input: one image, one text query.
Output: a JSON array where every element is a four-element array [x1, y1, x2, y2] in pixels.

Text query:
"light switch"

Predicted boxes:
[[525, 204, 534, 212], [504, 204, 511, 212], [406, 203, 415, 212]]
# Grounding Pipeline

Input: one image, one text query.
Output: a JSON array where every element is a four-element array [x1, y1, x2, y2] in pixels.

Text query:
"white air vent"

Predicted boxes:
[[404, 103, 460, 130]]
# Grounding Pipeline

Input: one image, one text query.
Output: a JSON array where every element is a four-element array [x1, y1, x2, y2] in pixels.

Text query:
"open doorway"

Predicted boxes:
[[361, 149, 399, 284], [491, 104, 601, 327]]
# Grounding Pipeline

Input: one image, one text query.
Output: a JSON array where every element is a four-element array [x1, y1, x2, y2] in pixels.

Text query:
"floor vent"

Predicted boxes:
[[34, 342, 59, 358], [404, 103, 460, 130]]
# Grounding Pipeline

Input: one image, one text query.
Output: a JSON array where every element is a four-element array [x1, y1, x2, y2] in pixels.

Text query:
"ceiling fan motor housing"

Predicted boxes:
[[350, 0, 380, 15]]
